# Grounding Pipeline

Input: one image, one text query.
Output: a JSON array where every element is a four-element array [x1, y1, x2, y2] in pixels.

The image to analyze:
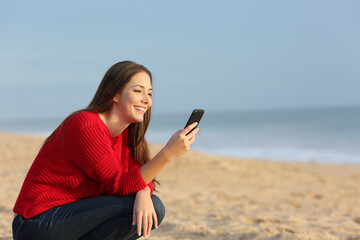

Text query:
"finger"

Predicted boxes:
[[188, 135, 196, 145], [147, 213, 153, 236], [183, 122, 198, 135], [184, 129, 199, 144], [153, 211, 158, 229], [186, 127, 199, 139], [137, 212, 142, 236], [143, 214, 148, 238]]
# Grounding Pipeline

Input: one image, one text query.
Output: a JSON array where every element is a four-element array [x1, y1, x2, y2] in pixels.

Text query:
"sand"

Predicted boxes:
[[0, 132, 359, 240]]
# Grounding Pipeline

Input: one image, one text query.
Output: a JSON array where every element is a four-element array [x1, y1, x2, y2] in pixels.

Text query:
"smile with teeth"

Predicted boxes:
[[134, 106, 147, 113]]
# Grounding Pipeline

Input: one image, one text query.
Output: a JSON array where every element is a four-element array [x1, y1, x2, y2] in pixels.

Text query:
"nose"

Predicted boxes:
[[141, 92, 151, 104]]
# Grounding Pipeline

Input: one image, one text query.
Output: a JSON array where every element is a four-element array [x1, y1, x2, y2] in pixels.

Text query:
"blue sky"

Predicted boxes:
[[0, 0, 359, 120]]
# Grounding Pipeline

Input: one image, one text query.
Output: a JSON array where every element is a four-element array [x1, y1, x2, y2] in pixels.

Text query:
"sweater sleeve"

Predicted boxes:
[[63, 121, 149, 196], [128, 155, 154, 195]]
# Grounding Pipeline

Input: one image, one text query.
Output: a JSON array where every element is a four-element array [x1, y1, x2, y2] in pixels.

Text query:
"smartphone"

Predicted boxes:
[[184, 109, 204, 135]]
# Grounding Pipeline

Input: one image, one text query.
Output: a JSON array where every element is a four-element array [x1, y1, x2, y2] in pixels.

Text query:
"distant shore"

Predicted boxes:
[[1, 132, 360, 239]]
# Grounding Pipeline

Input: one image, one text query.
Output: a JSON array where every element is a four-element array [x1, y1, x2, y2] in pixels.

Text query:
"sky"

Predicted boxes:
[[0, 0, 359, 120]]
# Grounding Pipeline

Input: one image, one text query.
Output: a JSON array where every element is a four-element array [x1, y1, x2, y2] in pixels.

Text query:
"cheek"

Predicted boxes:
[[120, 93, 136, 105]]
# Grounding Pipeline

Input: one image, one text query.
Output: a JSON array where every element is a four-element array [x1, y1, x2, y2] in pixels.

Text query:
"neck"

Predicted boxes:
[[98, 111, 129, 138]]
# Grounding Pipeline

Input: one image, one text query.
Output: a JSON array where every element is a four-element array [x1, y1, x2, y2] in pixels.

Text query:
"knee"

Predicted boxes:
[[151, 195, 165, 225]]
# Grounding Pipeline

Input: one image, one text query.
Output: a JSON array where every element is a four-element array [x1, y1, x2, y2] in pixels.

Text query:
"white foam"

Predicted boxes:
[[194, 145, 360, 164]]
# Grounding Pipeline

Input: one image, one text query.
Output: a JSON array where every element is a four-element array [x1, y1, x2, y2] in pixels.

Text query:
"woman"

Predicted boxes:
[[12, 61, 199, 240]]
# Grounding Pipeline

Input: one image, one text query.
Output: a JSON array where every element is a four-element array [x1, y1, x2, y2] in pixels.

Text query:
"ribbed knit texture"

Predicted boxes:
[[13, 112, 153, 218]]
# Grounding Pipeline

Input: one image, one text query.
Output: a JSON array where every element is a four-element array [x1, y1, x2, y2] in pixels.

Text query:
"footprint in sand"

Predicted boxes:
[[353, 217, 360, 225], [290, 192, 323, 199], [245, 217, 284, 225]]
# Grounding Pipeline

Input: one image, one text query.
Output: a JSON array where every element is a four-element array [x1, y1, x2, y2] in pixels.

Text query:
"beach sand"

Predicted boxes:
[[0, 132, 359, 239]]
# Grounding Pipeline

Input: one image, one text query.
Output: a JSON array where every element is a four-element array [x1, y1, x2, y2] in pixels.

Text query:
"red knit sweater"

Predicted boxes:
[[13, 112, 153, 218]]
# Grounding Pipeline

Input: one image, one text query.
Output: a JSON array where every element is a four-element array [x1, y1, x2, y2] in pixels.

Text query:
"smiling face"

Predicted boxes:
[[113, 71, 153, 124]]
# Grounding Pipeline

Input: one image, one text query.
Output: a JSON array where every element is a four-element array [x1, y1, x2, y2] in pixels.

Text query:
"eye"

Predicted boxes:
[[133, 89, 141, 93], [148, 93, 153, 97]]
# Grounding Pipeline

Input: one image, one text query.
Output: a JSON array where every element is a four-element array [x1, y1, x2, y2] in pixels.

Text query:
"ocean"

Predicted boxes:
[[1, 107, 359, 164]]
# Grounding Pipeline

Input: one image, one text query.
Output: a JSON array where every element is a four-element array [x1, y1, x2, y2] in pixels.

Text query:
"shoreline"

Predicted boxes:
[[1, 132, 360, 239], [1, 131, 359, 165]]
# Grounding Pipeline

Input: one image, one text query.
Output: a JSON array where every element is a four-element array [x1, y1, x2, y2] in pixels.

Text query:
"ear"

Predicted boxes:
[[113, 94, 119, 103]]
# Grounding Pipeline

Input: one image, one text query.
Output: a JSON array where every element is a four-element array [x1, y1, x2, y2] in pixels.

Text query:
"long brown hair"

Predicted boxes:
[[45, 61, 158, 189]]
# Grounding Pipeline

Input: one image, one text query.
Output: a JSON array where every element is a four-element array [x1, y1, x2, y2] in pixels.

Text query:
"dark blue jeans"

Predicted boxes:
[[12, 195, 165, 240]]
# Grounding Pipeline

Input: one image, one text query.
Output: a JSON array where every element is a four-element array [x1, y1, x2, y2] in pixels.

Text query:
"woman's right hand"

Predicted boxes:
[[161, 122, 199, 160], [140, 122, 200, 184]]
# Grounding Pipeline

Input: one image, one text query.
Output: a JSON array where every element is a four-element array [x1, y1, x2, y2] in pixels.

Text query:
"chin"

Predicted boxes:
[[131, 117, 144, 123]]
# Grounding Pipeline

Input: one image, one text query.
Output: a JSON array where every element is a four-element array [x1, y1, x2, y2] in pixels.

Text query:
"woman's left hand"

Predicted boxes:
[[133, 187, 157, 238]]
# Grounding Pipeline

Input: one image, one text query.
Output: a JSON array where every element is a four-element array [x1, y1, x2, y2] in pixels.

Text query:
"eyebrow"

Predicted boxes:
[[132, 85, 153, 91]]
